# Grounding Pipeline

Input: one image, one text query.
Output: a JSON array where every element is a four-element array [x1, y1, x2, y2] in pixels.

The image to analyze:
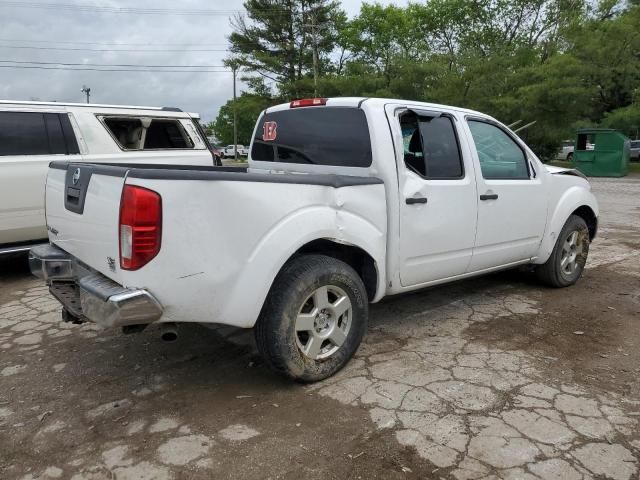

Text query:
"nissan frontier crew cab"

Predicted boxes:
[[30, 97, 599, 382]]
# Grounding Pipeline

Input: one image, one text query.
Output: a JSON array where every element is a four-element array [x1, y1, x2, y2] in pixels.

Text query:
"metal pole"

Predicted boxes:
[[81, 85, 91, 104], [312, 12, 318, 96], [232, 65, 238, 161], [303, 2, 325, 97], [513, 120, 537, 134]]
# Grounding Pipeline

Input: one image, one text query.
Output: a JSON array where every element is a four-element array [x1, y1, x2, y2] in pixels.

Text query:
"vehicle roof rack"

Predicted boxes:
[[0, 100, 185, 111]]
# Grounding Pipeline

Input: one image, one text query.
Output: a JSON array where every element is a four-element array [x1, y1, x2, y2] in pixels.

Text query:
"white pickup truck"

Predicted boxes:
[[30, 97, 598, 382]]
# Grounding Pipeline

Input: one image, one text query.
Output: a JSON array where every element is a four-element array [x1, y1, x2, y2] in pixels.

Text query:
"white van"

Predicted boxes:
[[0, 101, 218, 254]]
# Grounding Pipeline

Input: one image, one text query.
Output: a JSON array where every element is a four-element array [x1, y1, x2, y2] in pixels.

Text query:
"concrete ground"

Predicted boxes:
[[1, 176, 639, 480]]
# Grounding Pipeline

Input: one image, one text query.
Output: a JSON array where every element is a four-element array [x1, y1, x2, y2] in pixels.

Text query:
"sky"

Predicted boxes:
[[0, 0, 405, 123]]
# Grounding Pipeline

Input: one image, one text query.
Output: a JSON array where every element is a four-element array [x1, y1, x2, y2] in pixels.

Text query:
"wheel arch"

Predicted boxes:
[[292, 238, 380, 302], [536, 186, 599, 264], [572, 205, 598, 240]]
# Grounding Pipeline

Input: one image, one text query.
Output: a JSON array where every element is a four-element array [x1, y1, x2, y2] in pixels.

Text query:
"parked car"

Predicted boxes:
[[212, 147, 223, 163], [0, 101, 218, 255], [557, 140, 574, 160], [221, 144, 248, 158], [30, 97, 598, 382], [630, 140, 640, 161]]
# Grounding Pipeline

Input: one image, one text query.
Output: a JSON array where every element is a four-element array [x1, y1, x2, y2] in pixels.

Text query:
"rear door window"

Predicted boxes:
[[400, 112, 464, 179], [0, 111, 49, 156], [252, 107, 372, 167], [44, 113, 66, 154], [59, 114, 80, 154]]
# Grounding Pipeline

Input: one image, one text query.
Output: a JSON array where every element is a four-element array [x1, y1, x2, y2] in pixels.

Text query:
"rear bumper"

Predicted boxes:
[[29, 244, 163, 328], [29, 244, 74, 281]]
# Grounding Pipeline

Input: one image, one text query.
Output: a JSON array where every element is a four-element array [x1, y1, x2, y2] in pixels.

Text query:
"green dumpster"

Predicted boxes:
[[572, 128, 630, 177]]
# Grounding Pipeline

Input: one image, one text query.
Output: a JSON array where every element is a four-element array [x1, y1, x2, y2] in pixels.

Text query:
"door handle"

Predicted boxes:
[[406, 197, 428, 205], [480, 193, 499, 200]]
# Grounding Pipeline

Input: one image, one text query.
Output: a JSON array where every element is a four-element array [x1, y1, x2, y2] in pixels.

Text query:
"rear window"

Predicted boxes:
[[102, 116, 195, 150], [251, 107, 372, 167], [145, 120, 191, 149]]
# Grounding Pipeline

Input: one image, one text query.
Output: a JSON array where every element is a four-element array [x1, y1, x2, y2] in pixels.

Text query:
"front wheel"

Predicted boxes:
[[255, 254, 368, 382], [536, 215, 590, 287]]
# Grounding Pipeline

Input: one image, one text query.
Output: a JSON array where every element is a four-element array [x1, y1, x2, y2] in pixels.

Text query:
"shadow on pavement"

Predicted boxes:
[[0, 252, 31, 280]]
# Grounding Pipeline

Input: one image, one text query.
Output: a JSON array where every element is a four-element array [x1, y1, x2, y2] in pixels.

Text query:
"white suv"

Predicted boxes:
[[0, 101, 218, 254]]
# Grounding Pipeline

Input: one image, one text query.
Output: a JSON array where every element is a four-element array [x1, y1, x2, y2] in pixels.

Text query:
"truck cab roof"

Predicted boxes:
[[265, 97, 496, 122]]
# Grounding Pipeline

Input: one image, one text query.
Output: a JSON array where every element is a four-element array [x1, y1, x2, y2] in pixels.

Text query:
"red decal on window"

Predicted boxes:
[[262, 121, 278, 141]]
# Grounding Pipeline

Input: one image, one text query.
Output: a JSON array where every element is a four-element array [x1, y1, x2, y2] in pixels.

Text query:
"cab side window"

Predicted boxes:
[[467, 120, 529, 179], [400, 112, 463, 179]]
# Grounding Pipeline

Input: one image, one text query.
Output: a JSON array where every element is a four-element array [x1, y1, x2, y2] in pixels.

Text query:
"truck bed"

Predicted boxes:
[[44, 161, 387, 328]]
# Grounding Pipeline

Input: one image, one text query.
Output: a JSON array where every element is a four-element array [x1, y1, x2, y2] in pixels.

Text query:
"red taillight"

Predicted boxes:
[[119, 185, 162, 271], [290, 98, 327, 108]]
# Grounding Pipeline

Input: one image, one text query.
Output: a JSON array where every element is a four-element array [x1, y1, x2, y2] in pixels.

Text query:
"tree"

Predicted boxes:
[[566, 3, 640, 120], [215, 0, 640, 159], [339, 3, 421, 85], [601, 104, 640, 138], [211, 91, 276, 146], [228, 0, 344, 87]]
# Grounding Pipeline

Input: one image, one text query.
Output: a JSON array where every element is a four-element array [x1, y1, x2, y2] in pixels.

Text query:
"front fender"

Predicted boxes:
[[536, 185, 599, 264]]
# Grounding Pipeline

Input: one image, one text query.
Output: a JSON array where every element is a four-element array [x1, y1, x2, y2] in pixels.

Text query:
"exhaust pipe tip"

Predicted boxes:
[[159, 323, 178, 342]]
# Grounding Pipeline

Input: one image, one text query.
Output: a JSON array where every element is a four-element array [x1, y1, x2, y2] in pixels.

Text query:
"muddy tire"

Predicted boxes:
[[536, 214, 590, 288], [255, 254, 368, 382]]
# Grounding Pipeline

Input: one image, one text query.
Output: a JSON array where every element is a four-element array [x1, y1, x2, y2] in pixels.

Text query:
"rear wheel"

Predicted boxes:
[[255, 254, 368, 382], [536, 215, 590, 287], [566, 152, 573, 162]]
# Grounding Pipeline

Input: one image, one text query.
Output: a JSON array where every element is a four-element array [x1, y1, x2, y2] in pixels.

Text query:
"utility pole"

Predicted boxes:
[[81, 85, 91, 104], [311, 9, 318, 97], [232, 65, 238, 161], [304, 1, 326, 97]]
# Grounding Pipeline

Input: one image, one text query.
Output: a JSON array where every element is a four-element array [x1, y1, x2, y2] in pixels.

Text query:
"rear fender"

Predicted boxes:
[[219, 202, 386, 328]]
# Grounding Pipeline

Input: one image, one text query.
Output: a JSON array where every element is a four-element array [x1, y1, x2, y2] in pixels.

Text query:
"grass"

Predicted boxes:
[[548, 160, 573, 169], [548, 160, 640, 175]]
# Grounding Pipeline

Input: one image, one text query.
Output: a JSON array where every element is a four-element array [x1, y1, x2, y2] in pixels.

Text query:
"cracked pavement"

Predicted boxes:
[[1, 176, 639, 480], [314, 290, 639, 479]]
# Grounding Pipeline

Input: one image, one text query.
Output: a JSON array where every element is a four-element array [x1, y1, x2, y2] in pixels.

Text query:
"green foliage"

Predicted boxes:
[[601, 104, 640, 138], [228, 0, 343, 84], [218, 0, 640, 160], [211, 92, 276, 146]]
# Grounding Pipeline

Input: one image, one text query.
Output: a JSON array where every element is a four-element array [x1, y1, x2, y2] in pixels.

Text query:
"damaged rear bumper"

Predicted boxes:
[[29, 244, 162, 328]]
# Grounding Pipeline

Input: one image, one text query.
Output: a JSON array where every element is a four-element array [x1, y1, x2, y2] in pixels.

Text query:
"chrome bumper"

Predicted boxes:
[[29, 244, 163, 328], [29, 243, 74, 281]]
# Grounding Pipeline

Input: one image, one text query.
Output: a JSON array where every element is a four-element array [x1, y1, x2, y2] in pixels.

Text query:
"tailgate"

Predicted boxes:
[[45, 162, 128, 283]]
